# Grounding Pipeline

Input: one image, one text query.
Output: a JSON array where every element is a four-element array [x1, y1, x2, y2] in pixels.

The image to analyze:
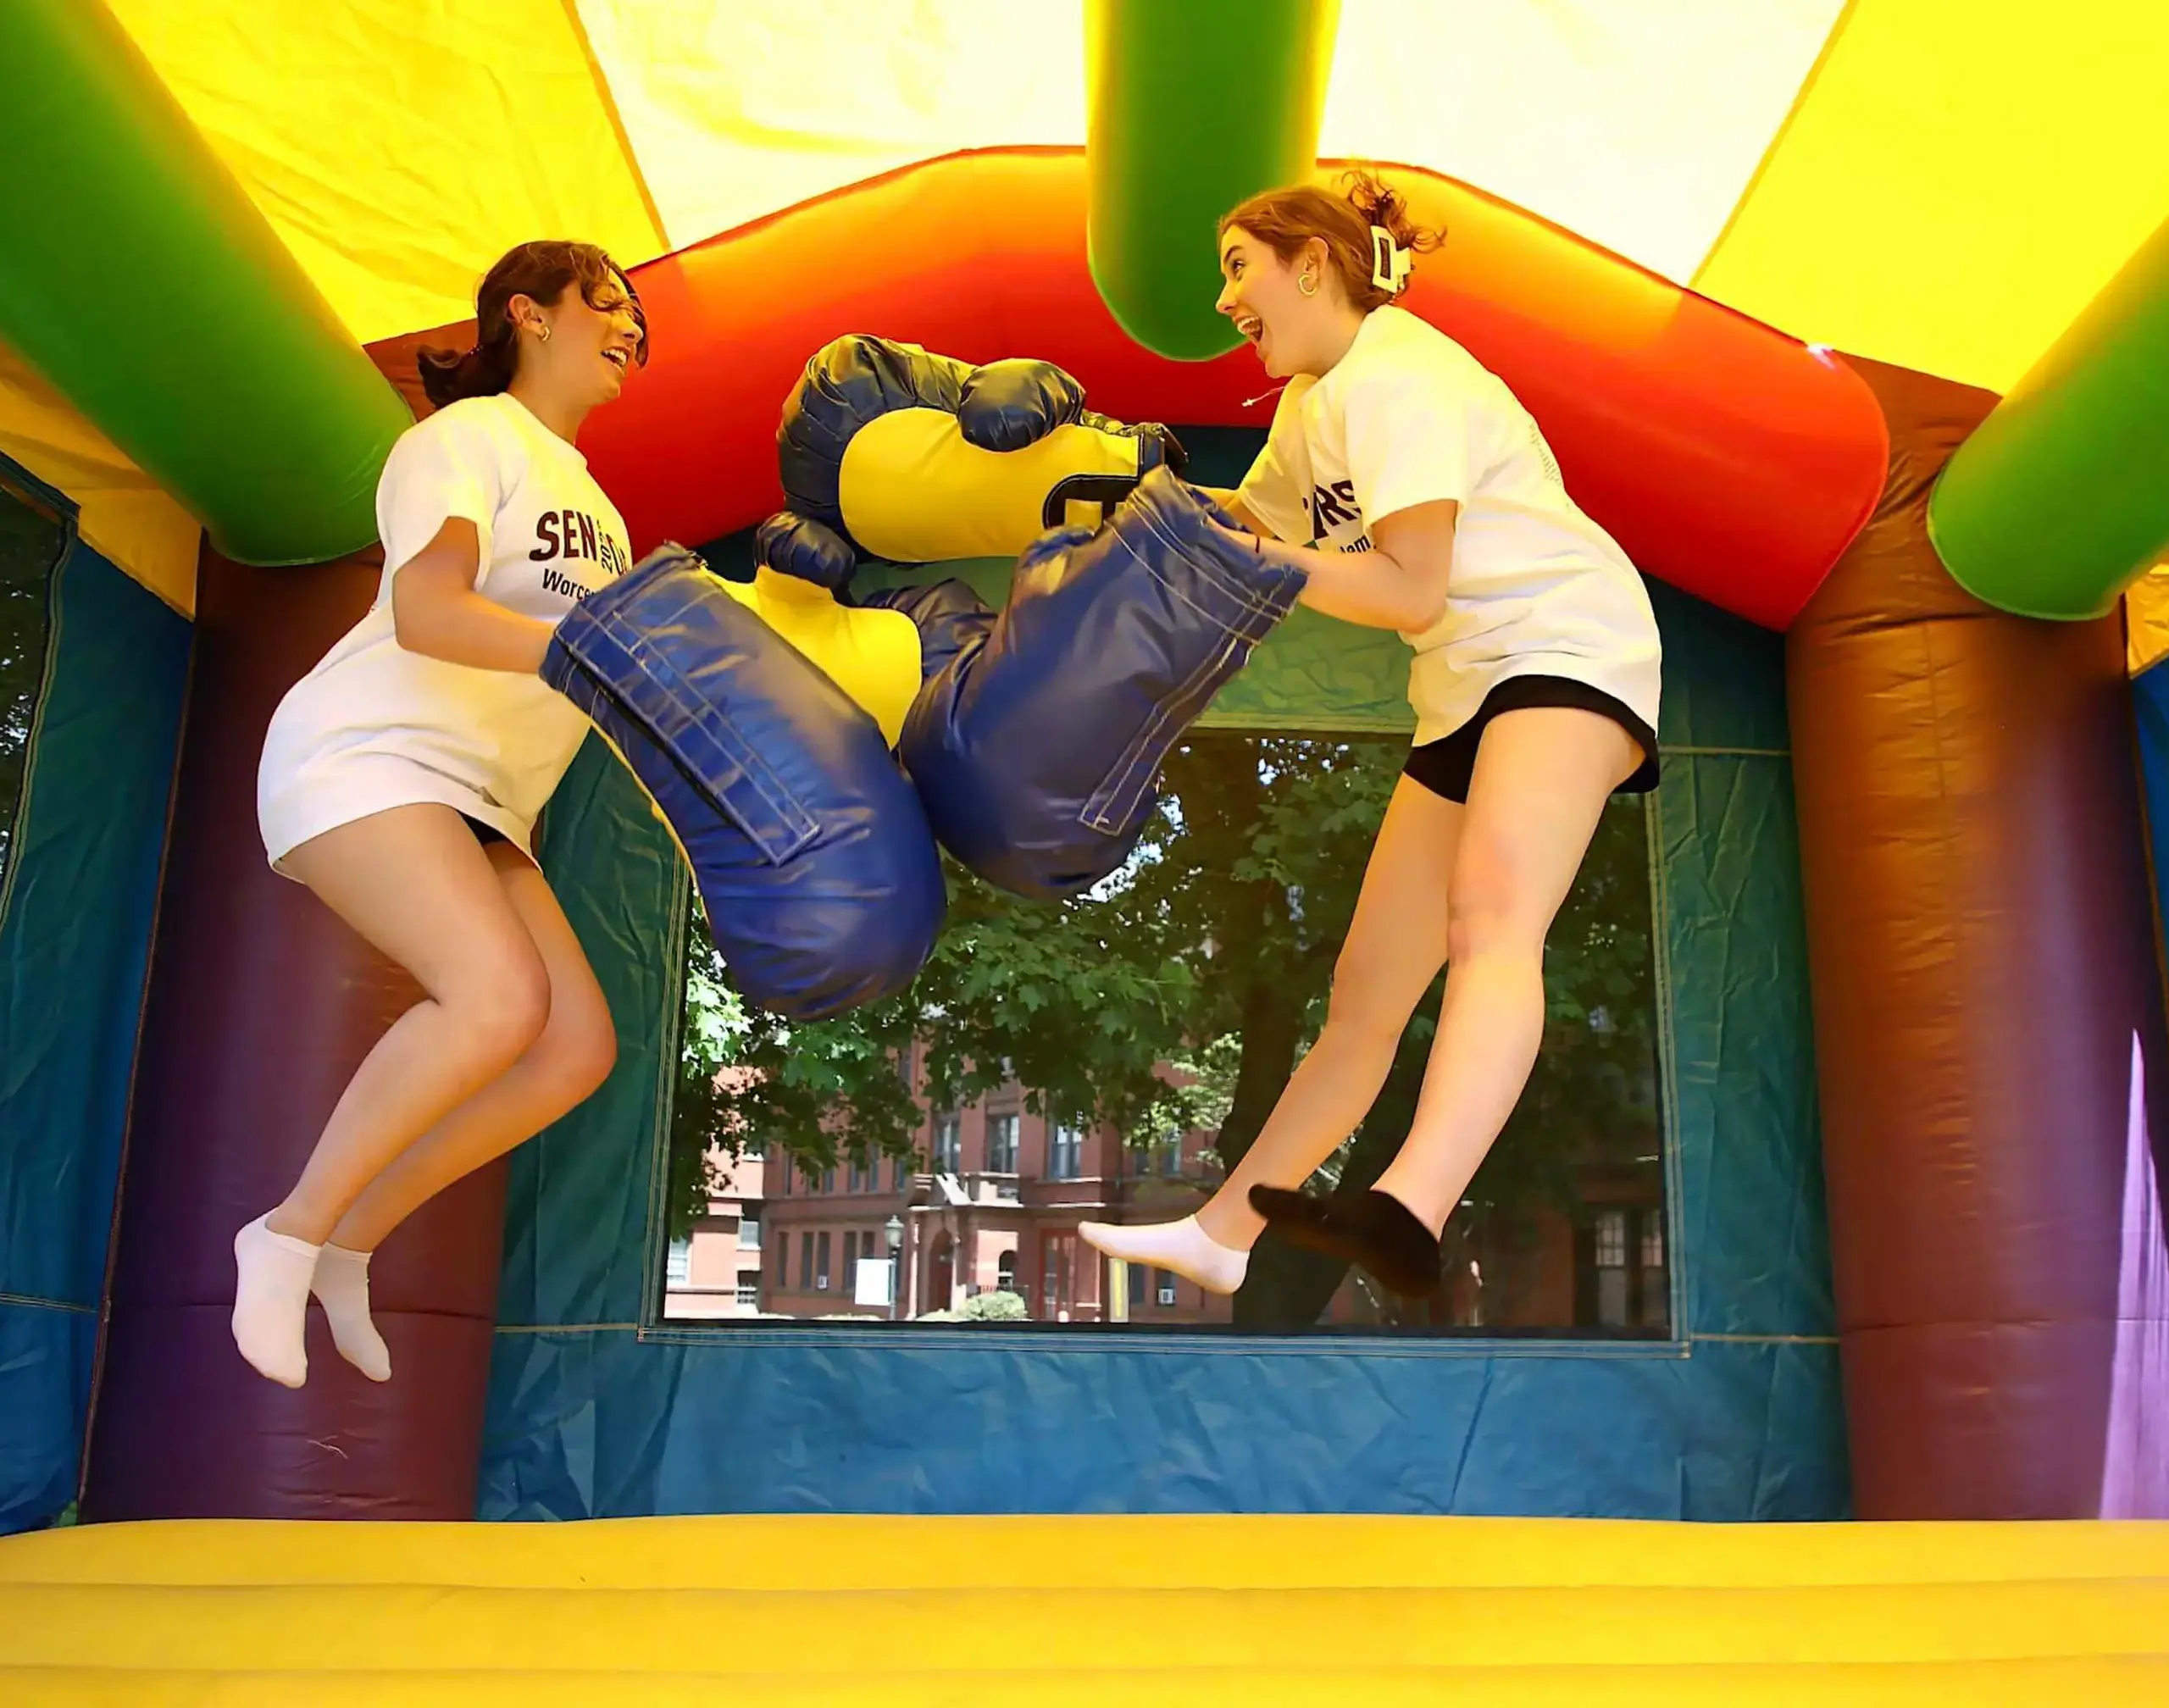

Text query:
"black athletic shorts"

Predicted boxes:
[[461, 813, 510, 849], [1402, 674, 1659, 805]]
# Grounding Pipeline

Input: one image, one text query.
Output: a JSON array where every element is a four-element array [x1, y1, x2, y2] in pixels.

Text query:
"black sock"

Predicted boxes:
[[1247, 1186, 1442, 1299]]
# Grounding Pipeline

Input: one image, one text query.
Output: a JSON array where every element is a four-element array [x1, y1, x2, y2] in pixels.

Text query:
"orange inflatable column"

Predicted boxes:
[[1788, 355, 2168, 1517]]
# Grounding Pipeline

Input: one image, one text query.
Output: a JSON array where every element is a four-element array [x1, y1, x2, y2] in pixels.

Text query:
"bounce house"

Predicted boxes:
[[3, 1, 2168, 1700]]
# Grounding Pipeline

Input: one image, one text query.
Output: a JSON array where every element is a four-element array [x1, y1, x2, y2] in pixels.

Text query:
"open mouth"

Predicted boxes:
[[602, 347, 631, 373], [1234, 313, 1262, 344]]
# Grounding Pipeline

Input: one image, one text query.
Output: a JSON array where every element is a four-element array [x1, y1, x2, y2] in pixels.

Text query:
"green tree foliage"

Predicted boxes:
[[0, 478, 67, 894]]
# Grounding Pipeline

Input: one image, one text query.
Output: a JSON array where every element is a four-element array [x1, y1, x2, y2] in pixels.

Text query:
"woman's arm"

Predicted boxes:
[[1220, 499, 1458, 633], [1198, 486, 1274, 540], [391, 518, 558, 673]]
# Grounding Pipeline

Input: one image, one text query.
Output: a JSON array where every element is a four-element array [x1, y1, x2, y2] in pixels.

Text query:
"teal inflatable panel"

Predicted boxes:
[[0, 468, 191, 1533], [483, 1328, 1843, 1520], [480, 430, 1844, 1521], [1646, 583, 1833, 1340], [0, 1310, 97, 1533], [495, 738, 687, 1334]]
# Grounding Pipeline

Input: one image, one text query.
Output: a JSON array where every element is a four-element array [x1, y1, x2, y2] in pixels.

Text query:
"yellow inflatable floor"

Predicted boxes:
[[4, 1514, 2168, 1705]]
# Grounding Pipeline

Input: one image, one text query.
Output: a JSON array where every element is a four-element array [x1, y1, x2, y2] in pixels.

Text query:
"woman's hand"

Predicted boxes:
[[1197, 488, 1271, 538], [391, 518, 558, 674]]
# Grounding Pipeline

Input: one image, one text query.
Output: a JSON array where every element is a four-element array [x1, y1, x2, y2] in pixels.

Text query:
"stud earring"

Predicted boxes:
[[537, 324, 552, 341]]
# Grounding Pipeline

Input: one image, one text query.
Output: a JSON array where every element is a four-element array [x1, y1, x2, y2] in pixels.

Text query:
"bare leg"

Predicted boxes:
[[1079, 778, 1460, 1291], [302, 846, 614, 1380], [230, 806, 549, 1386], [1378, 707, 1639, 1228], [267, 809, 554, 1243], [327, 845, 614, 1252], [1200, 777, 1462, 1247], [1255, 707, 1640, 1295]]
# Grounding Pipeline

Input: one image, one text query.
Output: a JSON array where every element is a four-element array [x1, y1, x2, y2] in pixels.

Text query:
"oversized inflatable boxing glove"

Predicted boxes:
[[541, 544, 944, 1020], [765, 333, 1188, 588], [857, 468, 1308, 901]]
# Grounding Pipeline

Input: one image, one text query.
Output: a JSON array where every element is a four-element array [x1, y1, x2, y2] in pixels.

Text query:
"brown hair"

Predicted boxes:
[[417, 241, 649, 408], [1218, 169, 1444, 311]]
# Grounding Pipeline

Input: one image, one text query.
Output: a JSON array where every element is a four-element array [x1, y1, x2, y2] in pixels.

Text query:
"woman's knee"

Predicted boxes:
[[545, 1005, 618, 1104], [1445, 845, 1548, 964], [441, 946, 554, 1070]]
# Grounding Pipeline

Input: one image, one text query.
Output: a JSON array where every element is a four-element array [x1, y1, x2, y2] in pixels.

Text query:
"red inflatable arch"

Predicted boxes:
[[374, 147, 1886, 631]]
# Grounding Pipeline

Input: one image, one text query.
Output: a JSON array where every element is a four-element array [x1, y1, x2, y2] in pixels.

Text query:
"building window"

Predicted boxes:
[[1156, 1268, 1177, 1307], [843, 1229, 859, 1288], [821, 1166, 835, 1194], [740, 1209, 762, 1250], [987, 1112, 1019, 1173], [797, 1231, 813, 1290], [774, 1233, 790, 1284], [847, 1160, 863, 1194], [996, 1250, 1018, 1295], [778, 1165, 791, 1195], [892, 1152, 913, 1190], [1048, 1121, 1083, 1180], [665, 1238, 692, 1285], [898, 1042, 915, 1088], [736, 1273, 761, 1306], [1040, 1231, 1077, 1317], [933, 1112, 962, 1173], [1152, 1130, 1181, 1178], [1593, 1208, 1630, 1328], [816, 1230, 832, 1290], [1127, 1260, 1145, 1307], [1639, 1209, 1670, 1328]]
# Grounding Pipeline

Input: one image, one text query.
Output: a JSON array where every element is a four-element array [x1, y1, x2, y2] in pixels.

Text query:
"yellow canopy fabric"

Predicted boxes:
[[6, 0, 2167, 604], [1695, 0, 2169, 402]]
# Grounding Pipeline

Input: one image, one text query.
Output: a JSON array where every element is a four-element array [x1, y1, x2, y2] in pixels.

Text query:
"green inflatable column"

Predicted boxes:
[[0, 0, 409, 565], [1085, 0, 1341, 361], [1928, 212, 2169, 620]]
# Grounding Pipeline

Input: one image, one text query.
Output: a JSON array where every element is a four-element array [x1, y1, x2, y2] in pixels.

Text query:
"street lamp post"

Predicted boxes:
[[884, 1214, 904, 1322]]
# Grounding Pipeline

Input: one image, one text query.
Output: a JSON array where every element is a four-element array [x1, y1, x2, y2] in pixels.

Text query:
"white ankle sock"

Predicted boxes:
[[231, 1213, 319, 1388], [1079, 1215, 1250, 1295], [311, 1243, 391, 1383]]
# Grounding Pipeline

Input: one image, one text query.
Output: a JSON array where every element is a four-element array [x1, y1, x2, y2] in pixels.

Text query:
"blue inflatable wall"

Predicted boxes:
[[476, 428, 1844, 1521], [0, 458, 191, 1533]]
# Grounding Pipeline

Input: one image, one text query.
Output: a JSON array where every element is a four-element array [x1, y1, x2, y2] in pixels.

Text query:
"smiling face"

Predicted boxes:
[[1216, 225, 1339, 379], [515, 272, 646, 408]]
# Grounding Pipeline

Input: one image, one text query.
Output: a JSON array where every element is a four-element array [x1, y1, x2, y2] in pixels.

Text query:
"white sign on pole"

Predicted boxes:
[[855, 1256, 896, 1308]]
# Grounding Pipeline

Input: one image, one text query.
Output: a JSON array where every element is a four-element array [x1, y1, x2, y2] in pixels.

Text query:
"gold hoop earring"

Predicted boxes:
[[1298, 274, 1317, 297], [537, 324, 552, 342]]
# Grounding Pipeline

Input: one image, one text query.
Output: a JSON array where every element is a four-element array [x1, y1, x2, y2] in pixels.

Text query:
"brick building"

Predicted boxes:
[[666, 1052, 1250, 1324]]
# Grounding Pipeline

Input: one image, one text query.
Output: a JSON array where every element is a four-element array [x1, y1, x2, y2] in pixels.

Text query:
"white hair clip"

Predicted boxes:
[[1370, 225, 1413, 295]]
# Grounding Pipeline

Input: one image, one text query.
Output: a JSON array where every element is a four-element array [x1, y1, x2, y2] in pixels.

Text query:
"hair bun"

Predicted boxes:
[[1339, 168, 1444, 267]]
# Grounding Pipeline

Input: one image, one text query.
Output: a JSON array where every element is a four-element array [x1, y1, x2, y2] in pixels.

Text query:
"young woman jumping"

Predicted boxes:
[[1083, 173, 1661, 1300], [236, 241, 647, 1386]]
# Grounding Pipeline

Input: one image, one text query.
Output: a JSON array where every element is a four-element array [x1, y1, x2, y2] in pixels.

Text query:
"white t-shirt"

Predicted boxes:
[[1237, 305, 1661, 747], [257, 392, 632, 865]]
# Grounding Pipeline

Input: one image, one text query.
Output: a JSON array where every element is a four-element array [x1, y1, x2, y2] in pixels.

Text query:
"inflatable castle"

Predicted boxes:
[[1, 2, 2166, 1700]]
